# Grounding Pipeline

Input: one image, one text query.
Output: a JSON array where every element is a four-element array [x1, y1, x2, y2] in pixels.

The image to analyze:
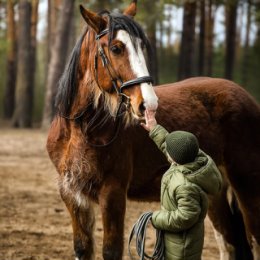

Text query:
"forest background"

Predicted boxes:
[[0, 0, 259, 128]]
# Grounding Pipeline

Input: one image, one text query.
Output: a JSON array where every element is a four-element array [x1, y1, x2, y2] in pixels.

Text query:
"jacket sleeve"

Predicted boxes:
[[152, 185, 201, 232], [149, 124, 169, 157]]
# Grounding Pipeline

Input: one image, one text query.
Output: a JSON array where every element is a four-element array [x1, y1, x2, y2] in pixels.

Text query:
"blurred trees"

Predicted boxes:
[[47, 0, 61, 64], [4, 0, 16, 119], [198, 0, 219, 76], [0, 0, 259, 128], [242, 0, 252, 86], [12, 0, 39, 127], [225, 0, 239, 79], [28, 0, 39, 117], [41, 0, 75, 129], [137, 0, 162, 84], [178, 0, 197, 80]]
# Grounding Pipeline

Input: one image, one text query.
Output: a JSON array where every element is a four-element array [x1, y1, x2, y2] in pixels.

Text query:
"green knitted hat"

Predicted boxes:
[[165, 131, 199, 164]]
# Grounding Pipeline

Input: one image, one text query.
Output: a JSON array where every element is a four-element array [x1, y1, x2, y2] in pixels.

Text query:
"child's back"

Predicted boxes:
[[141, 117, 222, 260]]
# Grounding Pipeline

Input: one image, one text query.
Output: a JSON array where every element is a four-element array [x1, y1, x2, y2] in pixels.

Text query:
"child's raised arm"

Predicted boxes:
[[141, 109, 170, 159]]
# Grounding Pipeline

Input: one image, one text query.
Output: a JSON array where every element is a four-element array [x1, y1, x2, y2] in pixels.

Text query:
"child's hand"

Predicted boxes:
[[141, 109, 157, 131]]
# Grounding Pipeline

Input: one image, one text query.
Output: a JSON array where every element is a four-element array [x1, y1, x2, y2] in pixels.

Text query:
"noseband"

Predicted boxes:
[[94, 28, 154, 100]]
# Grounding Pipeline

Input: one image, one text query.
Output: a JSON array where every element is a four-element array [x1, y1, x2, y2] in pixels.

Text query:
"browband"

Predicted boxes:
[[95, 29, 109, 40], [96, 24, 124, 40]]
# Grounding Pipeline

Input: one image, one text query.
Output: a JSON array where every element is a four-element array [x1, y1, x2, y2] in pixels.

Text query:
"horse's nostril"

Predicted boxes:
[[139, 102, 146, 115]]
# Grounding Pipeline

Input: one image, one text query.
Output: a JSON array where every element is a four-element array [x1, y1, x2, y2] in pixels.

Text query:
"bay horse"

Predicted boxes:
[[46, 1, 260, 260]]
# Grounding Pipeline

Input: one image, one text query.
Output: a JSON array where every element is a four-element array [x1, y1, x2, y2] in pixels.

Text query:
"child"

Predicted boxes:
[[141, 110, 222, 260]]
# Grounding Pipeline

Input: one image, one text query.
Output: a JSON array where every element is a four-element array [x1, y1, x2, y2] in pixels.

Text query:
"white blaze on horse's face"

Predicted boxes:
[[116, 30, 158, 112]]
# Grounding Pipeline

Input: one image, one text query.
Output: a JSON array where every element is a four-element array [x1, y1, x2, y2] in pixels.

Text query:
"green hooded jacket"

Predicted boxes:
[[150, 125, 222, 260]]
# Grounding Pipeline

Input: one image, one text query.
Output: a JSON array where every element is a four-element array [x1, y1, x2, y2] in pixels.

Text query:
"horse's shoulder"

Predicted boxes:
[[46, 117, 70, 163]]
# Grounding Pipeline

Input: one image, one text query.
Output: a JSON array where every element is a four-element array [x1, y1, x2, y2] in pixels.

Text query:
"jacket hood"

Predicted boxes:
[[178, 150, 222, 195]]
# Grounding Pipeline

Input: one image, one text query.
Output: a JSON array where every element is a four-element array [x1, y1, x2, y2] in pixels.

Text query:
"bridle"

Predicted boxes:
[[60, 27, 154, 147], [94, 28, 154, 103]]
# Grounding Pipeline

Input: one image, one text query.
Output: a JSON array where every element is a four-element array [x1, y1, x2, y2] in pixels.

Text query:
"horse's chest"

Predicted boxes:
[[58, 156, 101, 206]]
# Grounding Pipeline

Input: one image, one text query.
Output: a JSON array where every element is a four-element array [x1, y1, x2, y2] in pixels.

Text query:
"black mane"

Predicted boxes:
[[55, 30, 87, 117], [55, 10, 151, 117]]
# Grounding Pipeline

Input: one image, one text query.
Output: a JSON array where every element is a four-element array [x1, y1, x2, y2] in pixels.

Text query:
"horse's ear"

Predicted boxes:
[[79, 5, 107, 33], [123, 0, 137, 18]]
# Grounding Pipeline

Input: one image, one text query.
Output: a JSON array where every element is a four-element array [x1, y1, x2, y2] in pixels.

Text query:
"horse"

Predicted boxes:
[[46, 1, 260, 260]]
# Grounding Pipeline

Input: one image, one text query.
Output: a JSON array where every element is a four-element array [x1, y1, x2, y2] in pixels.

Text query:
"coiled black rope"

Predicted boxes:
[[128, 212, 164, 260]]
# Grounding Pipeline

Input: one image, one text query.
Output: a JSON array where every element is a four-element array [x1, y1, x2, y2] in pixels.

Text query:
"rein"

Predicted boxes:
[[128, 212, 164, 260]]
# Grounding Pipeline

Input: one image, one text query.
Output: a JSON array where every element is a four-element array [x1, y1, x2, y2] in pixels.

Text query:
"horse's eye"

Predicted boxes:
[[110, 45, 122, 55]]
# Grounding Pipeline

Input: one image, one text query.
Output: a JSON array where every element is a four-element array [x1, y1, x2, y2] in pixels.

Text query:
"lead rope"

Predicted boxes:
[[128, 212, 165, 260]]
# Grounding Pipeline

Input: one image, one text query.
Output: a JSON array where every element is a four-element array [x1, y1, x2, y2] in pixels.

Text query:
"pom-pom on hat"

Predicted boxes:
[[165, 131, 199, 164]]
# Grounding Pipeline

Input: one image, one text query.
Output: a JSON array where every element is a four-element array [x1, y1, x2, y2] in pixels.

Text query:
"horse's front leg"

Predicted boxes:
[[99, 178, 127, 260], [60, 189, 95, 260]]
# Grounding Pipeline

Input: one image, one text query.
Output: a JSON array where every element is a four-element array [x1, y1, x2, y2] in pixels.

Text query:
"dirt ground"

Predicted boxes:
[[0, 128, 219, 260]]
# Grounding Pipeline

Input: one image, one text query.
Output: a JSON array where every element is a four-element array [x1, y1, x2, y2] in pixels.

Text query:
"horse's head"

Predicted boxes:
[[76, 1, 158, 123]]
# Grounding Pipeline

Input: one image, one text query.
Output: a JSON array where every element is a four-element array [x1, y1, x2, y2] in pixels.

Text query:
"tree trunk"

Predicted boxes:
[[44, 0, 61, 106], [158, 19, 164, 52], [4, 0, 17, 119], [204, 0, 216, 76], [47, 0, 61, 64], [68, 7, 77, 55], [27, 0, 39, 121], [241, 0, 252, 85], [198, 0, 205, 75], [147, 23, 159, 85], [254, 1, 260, 48], [224, 0, 238, 80], [146, 1, 159, 85], [12, 0, 32, 127], [178, 1, 197, 80], [41, 0, 75, 129]]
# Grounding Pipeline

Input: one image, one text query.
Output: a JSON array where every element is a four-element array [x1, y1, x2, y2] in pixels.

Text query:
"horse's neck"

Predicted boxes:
[[81, 95, 115, 136]]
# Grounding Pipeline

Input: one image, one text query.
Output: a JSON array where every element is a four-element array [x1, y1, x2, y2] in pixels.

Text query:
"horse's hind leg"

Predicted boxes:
[[60, 190, 95, 260], [227, 189, 253, 260], [208, 176, 253, 260], [208, 182, 235, 260], [99, 177, 127, 260], [231, 177, 260, 260]]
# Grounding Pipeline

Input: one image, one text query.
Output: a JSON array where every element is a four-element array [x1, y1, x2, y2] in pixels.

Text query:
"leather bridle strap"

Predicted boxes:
[[120, 76, 153, 93], [95, 29, 154, 97], [95, 28, 109, 40]]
